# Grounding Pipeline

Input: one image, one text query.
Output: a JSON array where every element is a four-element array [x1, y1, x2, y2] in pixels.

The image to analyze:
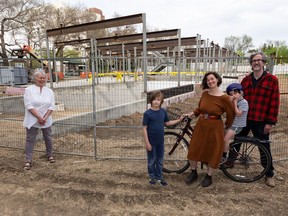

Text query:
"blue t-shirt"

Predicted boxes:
[[143, 108, 169, 145]]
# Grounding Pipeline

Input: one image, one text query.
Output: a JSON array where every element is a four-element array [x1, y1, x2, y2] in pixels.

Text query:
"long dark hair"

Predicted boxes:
[[201, 71, 222, 90]]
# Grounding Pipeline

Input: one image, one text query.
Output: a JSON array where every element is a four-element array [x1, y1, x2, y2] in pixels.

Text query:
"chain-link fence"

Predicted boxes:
[[0, 56, 287, 161]]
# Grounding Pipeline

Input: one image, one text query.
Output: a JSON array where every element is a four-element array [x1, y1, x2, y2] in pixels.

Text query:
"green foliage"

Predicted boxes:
[[63, 49, 81, 58], [261, 41, 288, 64]]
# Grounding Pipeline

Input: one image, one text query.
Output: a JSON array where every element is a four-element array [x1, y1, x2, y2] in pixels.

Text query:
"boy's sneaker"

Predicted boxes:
[[149, 179, 156, 185], [157, 179, 168, 186]]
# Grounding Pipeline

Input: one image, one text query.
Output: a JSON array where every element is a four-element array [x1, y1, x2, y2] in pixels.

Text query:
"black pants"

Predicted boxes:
[[236, 120, 274, 177]]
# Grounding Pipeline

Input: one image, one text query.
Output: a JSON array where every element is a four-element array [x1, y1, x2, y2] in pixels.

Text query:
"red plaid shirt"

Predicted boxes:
[[241, 72, 280, 124]]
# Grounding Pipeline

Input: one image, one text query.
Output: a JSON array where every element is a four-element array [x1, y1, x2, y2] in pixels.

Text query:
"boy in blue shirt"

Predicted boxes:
[[143, 90, 184, 186]]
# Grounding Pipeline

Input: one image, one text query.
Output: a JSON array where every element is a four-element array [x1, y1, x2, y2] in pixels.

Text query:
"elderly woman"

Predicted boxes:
[[23, 68, 56, 170]]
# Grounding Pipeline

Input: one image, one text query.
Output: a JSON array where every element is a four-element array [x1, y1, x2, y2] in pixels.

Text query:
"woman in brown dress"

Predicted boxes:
[[185, 72, 235, 187]]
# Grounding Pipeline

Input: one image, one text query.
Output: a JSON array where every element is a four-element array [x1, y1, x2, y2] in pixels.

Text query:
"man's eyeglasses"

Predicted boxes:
[[252, 59, 263, 63]]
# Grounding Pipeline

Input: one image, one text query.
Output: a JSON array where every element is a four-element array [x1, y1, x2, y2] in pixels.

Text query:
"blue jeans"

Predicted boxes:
[[147, 142, 164, 180]]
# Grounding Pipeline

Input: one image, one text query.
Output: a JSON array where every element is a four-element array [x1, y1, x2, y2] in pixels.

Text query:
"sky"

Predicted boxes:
[[48, 0, 288, 48]]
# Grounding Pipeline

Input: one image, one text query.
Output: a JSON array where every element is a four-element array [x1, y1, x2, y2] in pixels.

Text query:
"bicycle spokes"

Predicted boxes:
[[163, 132, 190, 173], [221, 140, 271, 183]]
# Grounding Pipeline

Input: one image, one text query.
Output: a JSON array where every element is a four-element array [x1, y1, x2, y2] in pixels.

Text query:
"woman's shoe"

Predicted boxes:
[[47, 156, 56, 163], [24, 161, 32, 170], [201, 174, 212, 187], [185, 169, 198, 185]]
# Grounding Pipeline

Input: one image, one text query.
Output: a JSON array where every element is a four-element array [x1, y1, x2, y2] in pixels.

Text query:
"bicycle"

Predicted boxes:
[[163, 107, 272, 183], [220, 136, 272, 183]]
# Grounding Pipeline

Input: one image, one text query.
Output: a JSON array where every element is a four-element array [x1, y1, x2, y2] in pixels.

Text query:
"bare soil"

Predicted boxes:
[[1, 76, 288, 216], [1, 148, 288, 216]]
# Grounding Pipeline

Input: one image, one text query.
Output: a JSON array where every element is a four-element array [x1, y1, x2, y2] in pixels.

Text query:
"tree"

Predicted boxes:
[[1, 1, 107, 70], [39, 3, 105, 55], [223, 36, 239, 53], [40, 3, 108, 72], [0, 0, 43, 65], [107, 12, 138, 38], [261, 40, 288, 65], [224, 34, 253, 56]]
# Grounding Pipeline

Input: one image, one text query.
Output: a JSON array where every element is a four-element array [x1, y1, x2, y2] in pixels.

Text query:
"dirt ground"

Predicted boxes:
[[1, 148, 288, 216], [1, 76, 288, 216]]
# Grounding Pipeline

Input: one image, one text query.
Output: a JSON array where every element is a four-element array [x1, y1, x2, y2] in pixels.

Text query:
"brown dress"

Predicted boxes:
[[187, 91, 235, 169]]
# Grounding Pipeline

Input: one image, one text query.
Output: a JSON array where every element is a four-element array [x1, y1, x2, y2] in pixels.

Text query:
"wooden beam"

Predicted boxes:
[[46, 13, 144, 37], [96, 37, 197, 52], [54, 29, 179, 46]]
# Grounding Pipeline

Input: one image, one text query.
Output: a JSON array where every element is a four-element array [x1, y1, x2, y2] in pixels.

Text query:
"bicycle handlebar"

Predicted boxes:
[[181, 116, 193, 127]]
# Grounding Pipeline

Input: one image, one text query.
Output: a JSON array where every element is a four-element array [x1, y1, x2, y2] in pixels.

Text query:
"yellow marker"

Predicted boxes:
[[116, 71, 122, 82], [88, 73, 92, 84]]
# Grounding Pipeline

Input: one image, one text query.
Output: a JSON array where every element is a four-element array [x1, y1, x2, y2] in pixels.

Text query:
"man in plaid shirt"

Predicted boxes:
[[239, 52, 280, 187]]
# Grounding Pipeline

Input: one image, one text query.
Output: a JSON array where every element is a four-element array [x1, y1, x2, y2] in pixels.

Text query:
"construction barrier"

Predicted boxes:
[[80, 72, 92, 79], [47, 72, 65, 81]]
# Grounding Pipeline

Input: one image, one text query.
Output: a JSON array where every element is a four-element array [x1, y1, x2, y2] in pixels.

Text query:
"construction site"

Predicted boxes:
[[0, 13, 287, 158], [1, 11, 288, 215]]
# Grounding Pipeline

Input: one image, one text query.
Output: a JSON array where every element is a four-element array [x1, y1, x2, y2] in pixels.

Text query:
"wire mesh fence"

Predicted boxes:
[[0, 56, 287, 162]]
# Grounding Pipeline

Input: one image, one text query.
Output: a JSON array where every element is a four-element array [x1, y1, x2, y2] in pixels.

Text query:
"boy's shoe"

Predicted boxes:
[[157, 179, 168, 186], [149, 179, 157, 185]]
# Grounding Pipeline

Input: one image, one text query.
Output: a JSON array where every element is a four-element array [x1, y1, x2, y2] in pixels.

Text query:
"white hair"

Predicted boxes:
[[32, 68, 47, 82]]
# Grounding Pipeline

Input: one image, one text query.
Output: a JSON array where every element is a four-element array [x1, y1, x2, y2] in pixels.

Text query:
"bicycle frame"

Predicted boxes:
[[168, 117, 193, 155], [164, 115, 272, 182]]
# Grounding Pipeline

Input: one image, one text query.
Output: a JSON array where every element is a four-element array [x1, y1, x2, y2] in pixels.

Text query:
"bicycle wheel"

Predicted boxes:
[[221, 139, 271, 183], [163, 131, 190, 173]]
